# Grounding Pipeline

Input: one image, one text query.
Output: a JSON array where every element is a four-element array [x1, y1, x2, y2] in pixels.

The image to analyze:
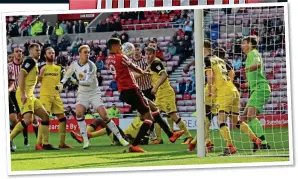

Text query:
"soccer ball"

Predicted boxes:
[[122, 42, 135, 56]]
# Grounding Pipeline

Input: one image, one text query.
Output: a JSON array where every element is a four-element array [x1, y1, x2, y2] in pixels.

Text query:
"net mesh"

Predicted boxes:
[[202, 6, 289, 157]]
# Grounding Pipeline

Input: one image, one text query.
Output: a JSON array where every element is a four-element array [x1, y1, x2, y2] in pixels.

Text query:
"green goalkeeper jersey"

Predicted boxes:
[[245, 49, 269, 91]]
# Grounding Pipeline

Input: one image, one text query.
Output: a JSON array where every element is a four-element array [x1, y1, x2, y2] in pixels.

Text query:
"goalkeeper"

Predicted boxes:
[[241, 36, 271, 151]]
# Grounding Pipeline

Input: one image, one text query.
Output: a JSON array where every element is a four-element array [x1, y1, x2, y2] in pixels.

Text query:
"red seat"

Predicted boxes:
[[136, 25, 142, 30], [183, 94, 191, 100], [105, 91, 113, 97], [127, 26, 134, 30], [125, 20, 132, 24], [143, 24, 151, 29], [159, 24, 166, 28], [133, 20, 140, 24], [151, 24, 157, 29], [141, 20, 147, 24], [241, 92, 249, 98]]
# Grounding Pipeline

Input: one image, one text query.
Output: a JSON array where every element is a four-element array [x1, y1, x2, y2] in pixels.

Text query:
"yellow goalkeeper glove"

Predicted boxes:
[[55, 83, 64, 92]]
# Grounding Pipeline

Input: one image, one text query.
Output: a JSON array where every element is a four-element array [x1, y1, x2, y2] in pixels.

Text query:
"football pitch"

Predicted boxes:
[[10, 129, 290, 172]]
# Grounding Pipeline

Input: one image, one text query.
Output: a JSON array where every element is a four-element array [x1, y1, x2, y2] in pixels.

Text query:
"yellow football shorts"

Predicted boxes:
[[40, 95, 65, 114], [16, 91, 42, 115], [155, 89, 177, 114], [204, 85, 218, 114], [216, 89, 240, 114]]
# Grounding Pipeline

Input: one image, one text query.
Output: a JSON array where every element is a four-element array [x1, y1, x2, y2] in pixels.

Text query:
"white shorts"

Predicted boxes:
[[76, 90, 104, 109]]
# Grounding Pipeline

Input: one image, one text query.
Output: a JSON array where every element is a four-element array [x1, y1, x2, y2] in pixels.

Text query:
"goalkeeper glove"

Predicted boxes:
[[55, 83, 64, 92], [70, 77, 79, 85]]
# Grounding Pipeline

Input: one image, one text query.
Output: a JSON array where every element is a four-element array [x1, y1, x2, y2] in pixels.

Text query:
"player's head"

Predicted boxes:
[[29, 43, 41, 60], [134, 43, 141, 59], [213, 47, 226, 59], [146, 47, 156, 63], [7, 54, 13, 62], [148, 40, 157, 50], [203, 40, 212, 57], [78, 45, 90, 62], [13, 47, 22, 61], [44, 47, 55, 63], [241, 36, 258, 54], [107, 38, 122, 54], [112, 103, 116, 109]]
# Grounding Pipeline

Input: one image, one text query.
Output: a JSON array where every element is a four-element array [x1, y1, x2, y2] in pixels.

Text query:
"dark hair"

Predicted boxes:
[[29, 43, 40, 50], [148, 40, 156, 44], [107, 38, 121, 50], [242, 36, 258, 49], [203, 40, 212, 49], [134, 43, 141, 48], [213, 47, 226, 59], [146, 47, 156, 54]]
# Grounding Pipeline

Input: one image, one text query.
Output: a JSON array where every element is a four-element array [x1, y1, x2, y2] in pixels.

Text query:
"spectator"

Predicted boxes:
[[64, 106, 76, 120], [10, 22, 20, 37], [49, 29, 59, 46], [163, 48, 171, 61], [97, 51, 106, 62], [120, 34, 128, 44], [96, 20, 106, 32], [176, 41, 185, 59], [174, 35, 183, 46], [23, 39, 30, 56], [46, 22, 54, 35], [176, 14, 186, 24], [42, 19, 48, 35], [110, 80, 118, 91], [93, 43, 101, 55], [56, 52, 67, 67], [58, 37, 70, 51], [7, 39, 13, 55], [113, 18, 122, 31], [70, 37, 81, 55], [233, 55, 242, 70], [23, 26, 30, 36], [54, 22, 64, 36], [89, 50, 96, 63], [250, 26, 258, 36], [97, 70, 103, 86], [120, 30, 129, 43], [183, 35, 192, 58], [111, 31, 120, 38], [30, 18, 43, 36], [95, 59, 104, 70], [185, 80, 194, 94], [59, 21, 68, 34], [168, 42, 177, 56], [156, 46, 164, 60], [105, 18, 113, 32], [176, 81, 186, 94], [73, 21, 80, 34], [107, 104, 120, 118], [67, 21, 73, 34], [175, 27, 185, 38], [79, 20, 86, 33], [139, 37, 146, 49], [138, 11, 145, 20], [184, 16, 193, 38]]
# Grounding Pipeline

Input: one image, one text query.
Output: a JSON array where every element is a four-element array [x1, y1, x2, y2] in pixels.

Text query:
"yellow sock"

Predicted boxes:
[[87, 125, 96, 132], [154, 123, 162, 140], [59, 122, 66, 145], [91, 128, 106, 138], [36, 124, 43, 145], [191, 136, 197, 144], [167, 117, 174, 132], [205, 117, 211, 145], [40, 124, 50, 145], [177, 119, 192, 138], [240, 121, 257, 141], [10, 121, 24, 141], [219, 125, 233, 146]]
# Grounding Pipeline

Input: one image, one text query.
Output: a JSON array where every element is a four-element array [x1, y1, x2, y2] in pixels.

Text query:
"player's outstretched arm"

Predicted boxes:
[[183, 60, 195, 74], [245, 63, 261, 73], [60, 62, 75, 84], [245, 53, 261, 73], [122, 55, 145, 75]]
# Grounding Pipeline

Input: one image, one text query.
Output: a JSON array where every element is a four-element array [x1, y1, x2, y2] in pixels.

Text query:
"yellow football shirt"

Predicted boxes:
[[39, 64, 64, 96]]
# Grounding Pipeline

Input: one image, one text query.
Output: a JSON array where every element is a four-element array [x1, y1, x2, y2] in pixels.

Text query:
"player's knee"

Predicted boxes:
[[41, 120, 50, 126], [219, 122, 228, 128], [235, 120, 242, 129]]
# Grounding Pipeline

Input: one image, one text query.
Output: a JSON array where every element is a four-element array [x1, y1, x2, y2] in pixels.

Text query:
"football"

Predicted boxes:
[[122, 42, 135, 56]]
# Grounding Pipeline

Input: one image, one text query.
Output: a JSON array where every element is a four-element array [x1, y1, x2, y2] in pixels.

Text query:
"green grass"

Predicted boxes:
[[10, 129, 290, 171]]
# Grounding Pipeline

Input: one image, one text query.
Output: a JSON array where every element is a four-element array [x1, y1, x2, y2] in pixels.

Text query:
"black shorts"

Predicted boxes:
[[120, 88, 150, 115], [10, 92, 20, 114], [9, 96, 16, 114], [142, 88, 155, 101]]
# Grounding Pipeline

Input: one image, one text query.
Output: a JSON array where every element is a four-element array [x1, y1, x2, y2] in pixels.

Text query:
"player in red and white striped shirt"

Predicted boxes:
[[8, 47, 39, 147]]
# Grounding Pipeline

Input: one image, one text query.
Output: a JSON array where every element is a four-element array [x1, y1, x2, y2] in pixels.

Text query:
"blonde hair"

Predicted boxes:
[[78, 45, 90, 53]]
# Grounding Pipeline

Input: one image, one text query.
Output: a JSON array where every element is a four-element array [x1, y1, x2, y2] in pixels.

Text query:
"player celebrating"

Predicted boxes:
[[10, 43, 57, 151], [241, 36, 271, 151], [38, 47, 72, 149], [59, 45, 129, 149], [8, 47, 39, 147], [145, 47, 193, 144], [106, 38, 184, 153]]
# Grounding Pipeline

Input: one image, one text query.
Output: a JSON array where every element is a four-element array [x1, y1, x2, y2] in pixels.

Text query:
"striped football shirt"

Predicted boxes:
[[132, 56, 152, 91], [8, 60, 22, 92]]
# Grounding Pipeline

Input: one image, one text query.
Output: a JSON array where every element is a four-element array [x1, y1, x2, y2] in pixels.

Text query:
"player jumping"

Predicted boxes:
[[241, 36, 271, 151], [38, 47, 73, 149], [10, 43, 57, 151], [58, 45, 129, 149], [106, 38, 184, 153]]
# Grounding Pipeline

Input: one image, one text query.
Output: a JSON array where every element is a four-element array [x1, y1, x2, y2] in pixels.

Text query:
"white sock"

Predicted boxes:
[[106, 120, 124, 141], [150, 128, 157, 140], [77, 118, 88, 142]]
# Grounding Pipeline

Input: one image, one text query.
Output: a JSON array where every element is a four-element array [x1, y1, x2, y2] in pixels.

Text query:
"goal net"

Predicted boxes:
[[196, 5, 289, 157]]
